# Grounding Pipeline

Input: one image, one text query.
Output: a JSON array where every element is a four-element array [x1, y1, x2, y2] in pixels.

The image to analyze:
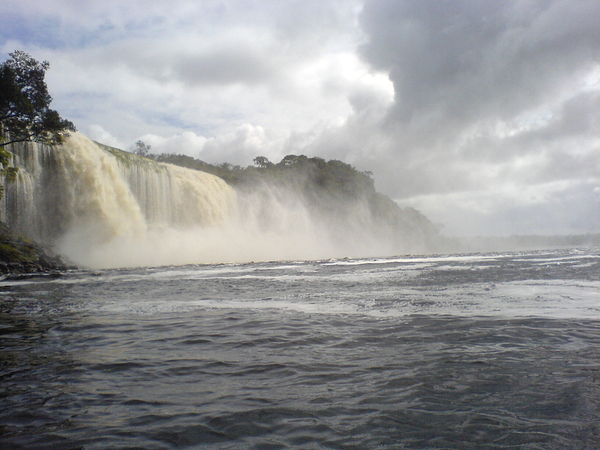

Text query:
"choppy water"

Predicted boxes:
[[1, 248, 600, 449]]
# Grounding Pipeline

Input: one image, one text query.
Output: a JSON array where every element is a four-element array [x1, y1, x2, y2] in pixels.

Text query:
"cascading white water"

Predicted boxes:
[[52, 134, 148, 243], [1, 133, 238, 268], [1, 133, 439, 268]]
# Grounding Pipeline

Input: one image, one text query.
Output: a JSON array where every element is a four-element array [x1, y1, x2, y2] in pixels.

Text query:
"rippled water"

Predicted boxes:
[[1, 249, 600, 449]]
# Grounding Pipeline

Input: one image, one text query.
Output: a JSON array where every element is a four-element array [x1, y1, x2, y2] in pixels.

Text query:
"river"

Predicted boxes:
[[1, 248, 600, 449]]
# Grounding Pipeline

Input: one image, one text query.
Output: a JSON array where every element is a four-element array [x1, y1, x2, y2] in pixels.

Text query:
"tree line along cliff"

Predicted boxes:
[[144, 151, 443, 252]]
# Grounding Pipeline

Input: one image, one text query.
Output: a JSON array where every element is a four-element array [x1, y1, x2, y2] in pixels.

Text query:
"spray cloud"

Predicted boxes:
[[2, 134, 439, 268]]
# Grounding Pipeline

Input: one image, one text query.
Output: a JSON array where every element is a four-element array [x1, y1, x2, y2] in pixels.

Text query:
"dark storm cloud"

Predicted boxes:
[[360, 0, 600, 135], [299, 0, 600, 235]]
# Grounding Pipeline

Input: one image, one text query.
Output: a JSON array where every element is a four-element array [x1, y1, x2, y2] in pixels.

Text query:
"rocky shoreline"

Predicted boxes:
[[0, 224, 74, 276]]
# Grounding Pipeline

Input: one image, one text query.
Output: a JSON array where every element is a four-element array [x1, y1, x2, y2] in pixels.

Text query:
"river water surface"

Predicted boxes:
[[1, 248, 600, 449]]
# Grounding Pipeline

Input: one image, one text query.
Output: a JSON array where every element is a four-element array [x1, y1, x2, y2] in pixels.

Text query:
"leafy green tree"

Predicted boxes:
[[0, 50, 76, 147], [279, 154, 303, 166], [253, 156, 273, 168], [132, 140, 151, 157]]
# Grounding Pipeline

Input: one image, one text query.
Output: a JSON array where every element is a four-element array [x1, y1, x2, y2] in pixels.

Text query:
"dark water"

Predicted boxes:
[[1, 249, 600, 449]]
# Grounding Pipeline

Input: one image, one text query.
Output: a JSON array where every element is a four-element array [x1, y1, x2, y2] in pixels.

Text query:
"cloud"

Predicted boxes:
[[404, 179, 600, 236], [87, 125, 125, 149], [1, 0, 598, 237], [202, 124, 279, 164], [360, 0, 600, 125], [316, 0, 600, 235], [171, 45, 277, 86], [7, 1, 370, 143], [136, 125, 279, 164], [138, 131, 208, 158]]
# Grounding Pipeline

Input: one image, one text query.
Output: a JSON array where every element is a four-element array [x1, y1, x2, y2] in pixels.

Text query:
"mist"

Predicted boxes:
[[2, 134, 438, 269]]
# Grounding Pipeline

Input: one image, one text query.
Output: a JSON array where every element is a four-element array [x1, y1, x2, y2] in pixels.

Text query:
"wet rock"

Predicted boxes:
[[0, 223, 74, 275]]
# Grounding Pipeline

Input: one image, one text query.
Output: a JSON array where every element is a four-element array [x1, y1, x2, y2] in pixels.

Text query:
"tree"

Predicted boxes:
[[279, 154, 302, 166], [0, 51, 76, 147], [132, 140, 151, 157], [253, 156, 272, 169]]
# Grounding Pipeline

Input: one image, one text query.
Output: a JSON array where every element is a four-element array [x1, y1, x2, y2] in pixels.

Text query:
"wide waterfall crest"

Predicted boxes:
[[56, 134, 147, 243], [2, 133, 237, 268]]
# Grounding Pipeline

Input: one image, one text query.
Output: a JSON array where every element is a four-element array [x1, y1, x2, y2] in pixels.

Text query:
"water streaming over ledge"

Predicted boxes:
[[0, 134, 244, 267], [0, 134, 441, 268], [1, 134, 236, 242]]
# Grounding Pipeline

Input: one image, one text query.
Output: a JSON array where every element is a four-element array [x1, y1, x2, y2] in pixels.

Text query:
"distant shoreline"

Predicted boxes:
[[446, 233, 600, 253]]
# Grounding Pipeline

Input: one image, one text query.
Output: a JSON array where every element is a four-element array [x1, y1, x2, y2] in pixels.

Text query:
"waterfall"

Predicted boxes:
[[1, 133, 237, 268], [1, 133, 440, 268]]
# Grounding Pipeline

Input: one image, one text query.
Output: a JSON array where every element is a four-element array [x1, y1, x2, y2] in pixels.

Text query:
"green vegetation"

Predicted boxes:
[[144, 150, 441, 250], [0, 51, 75, 147], [0, 240, 36, 263], [0, 50, 76, 200], [147, 151, 376, 197], [131, 140, 151, 157], [0, 222, 68, 274], [151, 152, 221, 176], [96, 141, 169, 173]]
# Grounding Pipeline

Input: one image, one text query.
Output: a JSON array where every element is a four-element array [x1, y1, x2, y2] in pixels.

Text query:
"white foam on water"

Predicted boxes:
[[71, 277, 599, 321], [322, 254, 504, 266]]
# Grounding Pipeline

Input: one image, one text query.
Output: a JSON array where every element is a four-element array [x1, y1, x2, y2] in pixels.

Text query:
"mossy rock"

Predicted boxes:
[[0, 241, 37, 263], [0, 223, 71, 274]]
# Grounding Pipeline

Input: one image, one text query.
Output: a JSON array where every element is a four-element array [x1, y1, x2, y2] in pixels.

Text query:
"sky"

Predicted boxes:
[[1, 0, 599, 237]]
